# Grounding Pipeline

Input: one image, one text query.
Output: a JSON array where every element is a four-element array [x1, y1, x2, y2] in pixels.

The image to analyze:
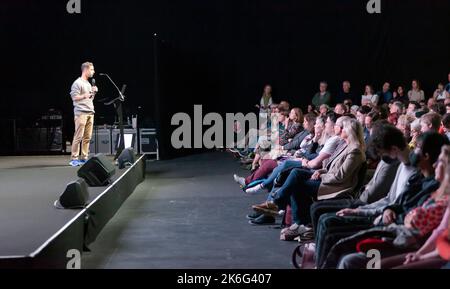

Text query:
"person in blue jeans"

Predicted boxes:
[[246, 114, 345, 225], [251, 118, 366, 238], [246, 113, 345, 195]]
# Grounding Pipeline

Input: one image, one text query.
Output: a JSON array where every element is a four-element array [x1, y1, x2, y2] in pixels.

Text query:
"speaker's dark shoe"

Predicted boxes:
[[246, 212, 263, 220], [248, 214, 275, 225]]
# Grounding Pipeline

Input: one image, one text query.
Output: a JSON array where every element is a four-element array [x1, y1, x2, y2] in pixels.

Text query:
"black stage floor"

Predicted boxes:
[[0, 155, 145, 267], [82, 152, 297, 269]]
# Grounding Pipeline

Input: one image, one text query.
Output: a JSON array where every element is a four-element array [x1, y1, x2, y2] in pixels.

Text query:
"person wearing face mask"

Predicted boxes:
[[322, 132, 449, 269], [312, 124, 416, 268]]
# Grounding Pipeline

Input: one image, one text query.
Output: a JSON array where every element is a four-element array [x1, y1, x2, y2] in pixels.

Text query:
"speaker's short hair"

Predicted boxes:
[[81, 62, 94, 72]]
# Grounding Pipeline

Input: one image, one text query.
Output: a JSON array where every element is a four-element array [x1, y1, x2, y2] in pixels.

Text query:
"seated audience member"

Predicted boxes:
[[364, 111, 379, 132], [334, 103, 347, 116], [390, 101, 404, 115], [364, 111, 379, 143], [279, 108, 303, 146], [319, 104, 330, 116], [335, 81, 357, 105], [350, 105, 359, 116], [420, 112, 442, 133], [408, 79, 425, 103], [396, 114, 413, 142], [356, 106, 372, 125], [434, 83, 447, 102], [409, 119, 421, 149], [324, 132, 449, 269], [336, 142, 450, 269], [406, 101, 421, 118], [343, 99, 353, 110], [387, 112, 399, 126], [361, 84, 379, 106], [312, 81, 332, 107], [282, 113, 317, 152], [356, 106, 371, 142], [252, 119, 366, 240], [392, 85, 408, 104], [377, 82, 393, 104]]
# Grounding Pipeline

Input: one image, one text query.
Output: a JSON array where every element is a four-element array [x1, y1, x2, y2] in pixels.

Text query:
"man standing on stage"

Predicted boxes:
[[69, 62, 98, 166]]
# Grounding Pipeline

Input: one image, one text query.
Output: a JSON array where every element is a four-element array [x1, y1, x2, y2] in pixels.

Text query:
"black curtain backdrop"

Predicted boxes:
[[1, 0, 449, 158]]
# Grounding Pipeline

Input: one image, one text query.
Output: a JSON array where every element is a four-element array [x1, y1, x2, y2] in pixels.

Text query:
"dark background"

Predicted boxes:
[[1, 0, 449, 158]]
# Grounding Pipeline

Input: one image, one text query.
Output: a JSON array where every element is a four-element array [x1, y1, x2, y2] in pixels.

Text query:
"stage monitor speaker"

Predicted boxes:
[[117, 147, 136, 169], [77, 153, 116, 186], [54, 178, 89, 209]]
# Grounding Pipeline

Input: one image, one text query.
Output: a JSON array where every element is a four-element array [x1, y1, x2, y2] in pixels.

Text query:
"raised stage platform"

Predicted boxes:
[[0, 155, 146, 269]]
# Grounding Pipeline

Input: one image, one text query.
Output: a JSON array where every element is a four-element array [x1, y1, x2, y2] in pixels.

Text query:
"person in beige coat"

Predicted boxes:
[[253, 118, 366, 240]]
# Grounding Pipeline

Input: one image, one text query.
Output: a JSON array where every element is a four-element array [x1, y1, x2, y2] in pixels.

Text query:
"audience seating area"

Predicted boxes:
[[229, 76, 450, 269]]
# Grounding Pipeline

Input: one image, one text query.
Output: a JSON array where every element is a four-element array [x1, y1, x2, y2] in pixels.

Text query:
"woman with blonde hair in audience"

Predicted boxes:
[[396, 114, 412, 142], [409, 119, 422, 149]]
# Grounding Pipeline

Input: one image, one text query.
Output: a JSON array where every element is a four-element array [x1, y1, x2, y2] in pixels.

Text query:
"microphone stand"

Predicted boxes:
[[100, 73, 126, 160]]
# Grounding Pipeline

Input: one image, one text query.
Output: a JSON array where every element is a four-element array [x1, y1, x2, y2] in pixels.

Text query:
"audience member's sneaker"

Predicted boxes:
[[281, 224, 312, 235], [69, 160, 79, 167], [233, 174, 246, 187], [245, 184, 265, 194], [248, 214, 275, 225], [252, 201, 279, 216], [280, 224, 312, 241], [246, 212, 263, 220]]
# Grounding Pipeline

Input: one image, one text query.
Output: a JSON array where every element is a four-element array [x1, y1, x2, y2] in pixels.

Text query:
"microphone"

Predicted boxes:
[[90, 78, 97, 98]]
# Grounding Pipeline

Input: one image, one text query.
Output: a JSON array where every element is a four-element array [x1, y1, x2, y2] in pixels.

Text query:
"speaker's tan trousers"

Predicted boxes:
[[71, 114, 94, 160]]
